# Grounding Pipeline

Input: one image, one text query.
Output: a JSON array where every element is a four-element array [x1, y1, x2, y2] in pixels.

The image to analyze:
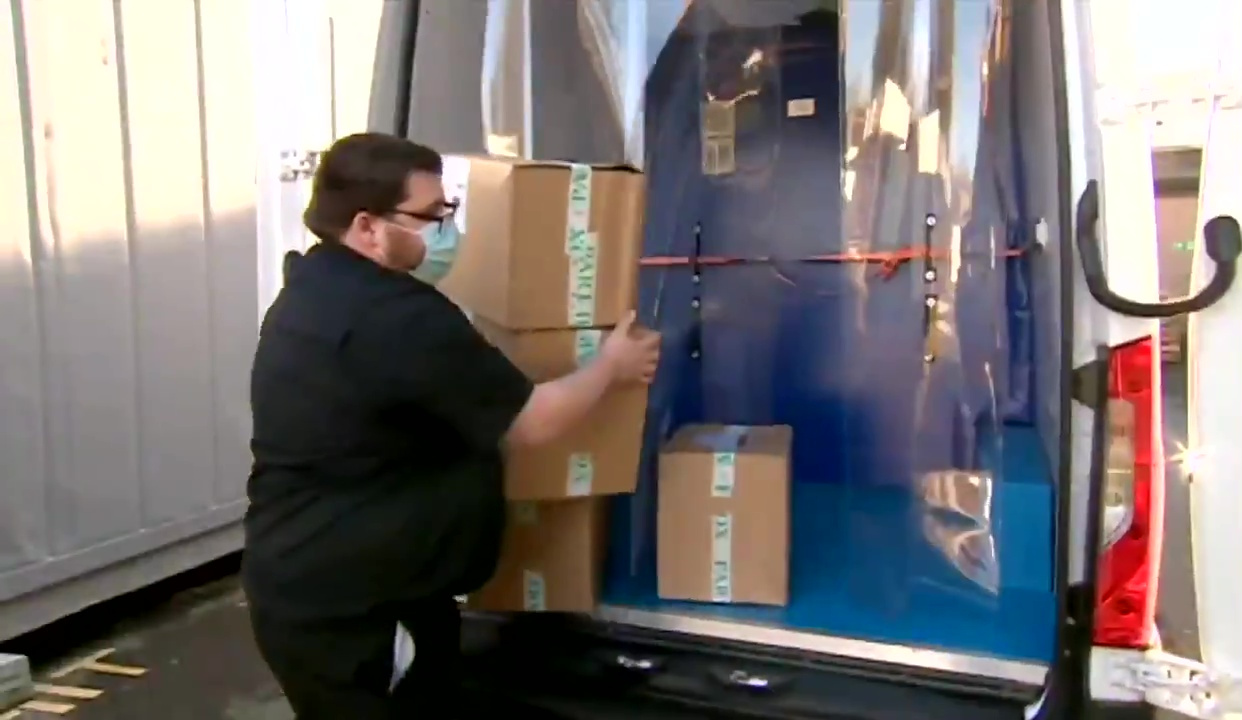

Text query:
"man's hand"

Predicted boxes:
[[506, 311, 660, 446], [601, 311, 661, 384]]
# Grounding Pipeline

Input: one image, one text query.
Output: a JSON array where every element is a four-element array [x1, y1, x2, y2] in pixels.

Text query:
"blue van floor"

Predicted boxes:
[[602, 427, 1056, 663]]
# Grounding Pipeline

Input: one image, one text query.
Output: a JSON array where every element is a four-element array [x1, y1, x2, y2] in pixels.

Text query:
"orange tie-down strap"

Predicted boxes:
[[639, 245, 1029, 281]]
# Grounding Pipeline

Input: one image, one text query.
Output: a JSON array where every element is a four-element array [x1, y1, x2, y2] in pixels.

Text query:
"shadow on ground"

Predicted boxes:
[[3, 561, 291, 720], [46, 581, 290, 720]]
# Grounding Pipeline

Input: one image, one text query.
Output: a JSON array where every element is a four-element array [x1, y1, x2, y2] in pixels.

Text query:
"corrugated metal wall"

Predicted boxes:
[[0, 0, 262, 640], [0, 0, 386, 640]]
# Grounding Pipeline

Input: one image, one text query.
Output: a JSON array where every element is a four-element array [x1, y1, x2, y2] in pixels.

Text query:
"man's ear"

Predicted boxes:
[[352, 211, 381, 236]]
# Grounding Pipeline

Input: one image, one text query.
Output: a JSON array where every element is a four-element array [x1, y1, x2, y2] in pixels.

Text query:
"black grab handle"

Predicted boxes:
[[1075, 179, 1242, 318]]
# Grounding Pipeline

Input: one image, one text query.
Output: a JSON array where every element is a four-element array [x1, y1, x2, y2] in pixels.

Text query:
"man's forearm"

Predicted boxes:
[[505, 358, 615, 446]]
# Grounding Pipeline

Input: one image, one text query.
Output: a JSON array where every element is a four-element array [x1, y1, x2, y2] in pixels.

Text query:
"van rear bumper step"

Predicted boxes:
[[460, 613, 1037, 720], [477, 686, 1028, 720]]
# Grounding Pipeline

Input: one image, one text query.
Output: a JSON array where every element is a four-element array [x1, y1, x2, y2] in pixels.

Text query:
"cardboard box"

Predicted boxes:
[[657, 424, 792, 606], [439, 155, 644, 331], [479, 320, 650, 500], [468, 499, 607, 613]]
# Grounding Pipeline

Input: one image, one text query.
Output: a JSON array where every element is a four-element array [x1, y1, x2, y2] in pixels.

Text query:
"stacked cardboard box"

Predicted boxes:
[[440, 156, 648, 613], [657, 424, 793, 607], [466, 500, 609, 612]]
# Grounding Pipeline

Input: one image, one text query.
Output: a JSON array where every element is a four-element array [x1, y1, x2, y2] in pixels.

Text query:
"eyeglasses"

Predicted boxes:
[[389, 200, 460, 230]]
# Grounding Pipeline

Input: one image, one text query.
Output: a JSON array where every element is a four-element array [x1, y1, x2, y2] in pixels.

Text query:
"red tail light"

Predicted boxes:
[[1094, 336, 1164, 647]]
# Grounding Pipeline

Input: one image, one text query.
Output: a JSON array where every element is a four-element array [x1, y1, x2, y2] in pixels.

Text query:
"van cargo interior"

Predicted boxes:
[[454, 0, 1065, 675]]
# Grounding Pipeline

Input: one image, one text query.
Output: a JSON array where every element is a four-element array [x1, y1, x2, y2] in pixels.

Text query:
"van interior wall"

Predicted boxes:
[[1010, 0, 1067, 471], [395, 0, 1062, 665], [599, 0, 1060, 665]]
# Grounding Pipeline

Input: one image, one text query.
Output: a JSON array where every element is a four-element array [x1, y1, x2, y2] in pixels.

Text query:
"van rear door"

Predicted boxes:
[[254, 0, 332, 315], [256, 0, 383, 315], [1187, 7, 1242, 700], [1067, 0, 1242, 715]]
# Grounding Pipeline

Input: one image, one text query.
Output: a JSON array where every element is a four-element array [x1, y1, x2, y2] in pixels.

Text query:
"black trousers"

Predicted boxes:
[[249, 596, 462, 719]]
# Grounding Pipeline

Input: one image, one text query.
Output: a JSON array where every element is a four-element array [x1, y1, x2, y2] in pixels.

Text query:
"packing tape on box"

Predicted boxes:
[[567, 452, 594, 496], [523, 569, 547, 611], [711, 512, 733, 603], [565, 164, 598, 327], [567, 232, 599, 327], [566, 163, 592, 252], [711, 452, 736, 497], [574, 329, 602, 366], [695, 426, 749, 497]]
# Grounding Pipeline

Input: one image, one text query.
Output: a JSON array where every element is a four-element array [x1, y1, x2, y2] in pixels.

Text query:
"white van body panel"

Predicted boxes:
[[254, 0, 384, 316], [1064, 0, 1242, 709], [1187, 0, 1242, 679], [1057, 0, 1162, 594]]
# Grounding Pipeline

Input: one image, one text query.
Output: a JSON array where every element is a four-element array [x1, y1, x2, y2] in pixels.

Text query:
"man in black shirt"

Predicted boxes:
[[243, 133, 660, 719]]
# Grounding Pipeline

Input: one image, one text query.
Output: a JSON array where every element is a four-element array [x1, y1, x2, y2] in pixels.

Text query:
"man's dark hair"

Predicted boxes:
[[302, 133, 443, 243]]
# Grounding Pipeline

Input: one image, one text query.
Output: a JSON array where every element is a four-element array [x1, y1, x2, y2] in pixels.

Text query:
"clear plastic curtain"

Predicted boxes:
[[841, 0, 1011, 597], [480, 0, 529, 157], [476, 0, 682, 166]]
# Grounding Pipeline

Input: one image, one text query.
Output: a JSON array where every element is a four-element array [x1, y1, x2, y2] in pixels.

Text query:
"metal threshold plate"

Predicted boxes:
[[594, 605, 1049, 686]]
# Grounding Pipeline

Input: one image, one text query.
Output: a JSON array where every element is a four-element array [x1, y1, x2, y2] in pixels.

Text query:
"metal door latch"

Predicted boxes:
[[709, 666, 789, 693], [1113, 650, 1242, 719], [279, 149, 321, 182], [726, 670, 771, 689], [614, 654, 658, 672]]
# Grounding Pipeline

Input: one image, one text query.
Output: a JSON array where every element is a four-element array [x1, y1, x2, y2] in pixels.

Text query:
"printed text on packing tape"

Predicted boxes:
[[565, 164, 597, 327]]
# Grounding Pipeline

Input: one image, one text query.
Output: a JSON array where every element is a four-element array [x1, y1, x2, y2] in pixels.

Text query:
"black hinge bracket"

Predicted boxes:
[[1070, 358, 1109, 410]]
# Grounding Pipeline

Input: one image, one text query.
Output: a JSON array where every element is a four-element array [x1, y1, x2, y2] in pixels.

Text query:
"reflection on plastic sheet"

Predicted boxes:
[[477, 0, 684, 165], [701, 98, 737, 176], [920, 470, 999, 595], [480, 0, 530, 157], [834, 0, 1025, 613]]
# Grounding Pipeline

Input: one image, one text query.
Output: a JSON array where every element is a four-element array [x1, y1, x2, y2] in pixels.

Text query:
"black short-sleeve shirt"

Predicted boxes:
[[241, 243, 533, 621]]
